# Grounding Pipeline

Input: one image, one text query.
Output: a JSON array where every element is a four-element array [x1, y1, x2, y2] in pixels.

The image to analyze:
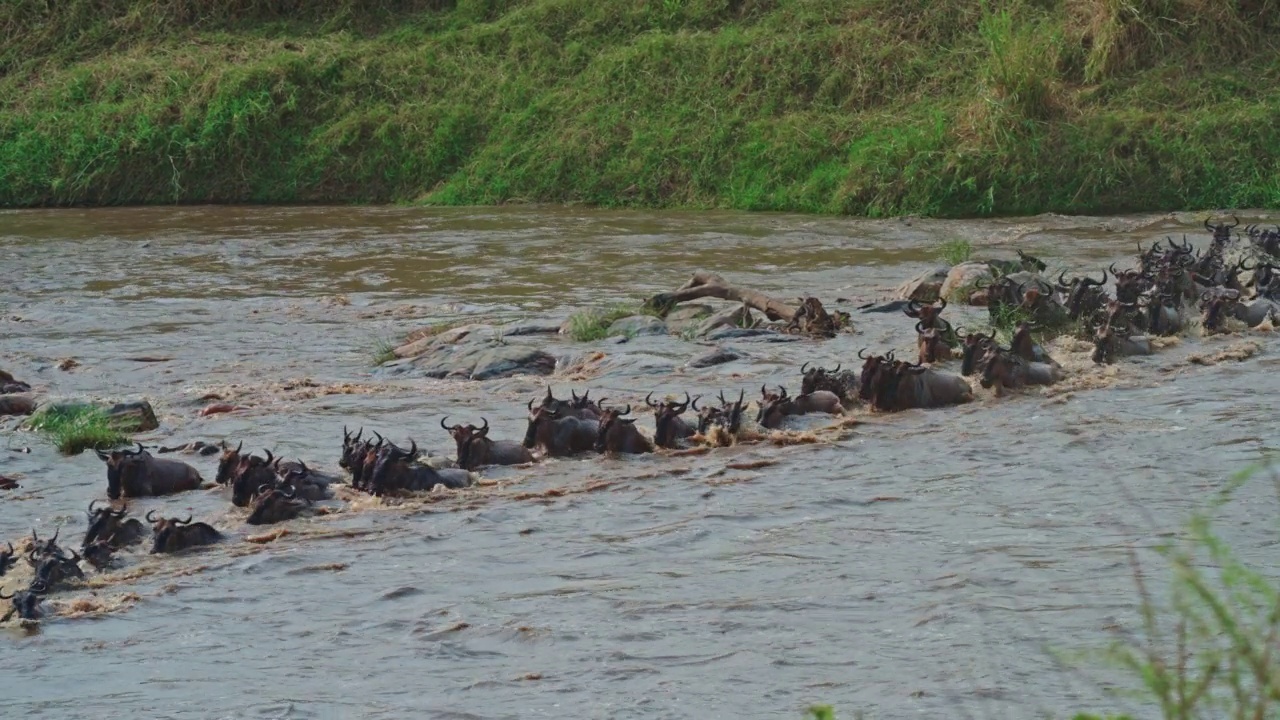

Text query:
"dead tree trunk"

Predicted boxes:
[[645, 271, 799, 321]]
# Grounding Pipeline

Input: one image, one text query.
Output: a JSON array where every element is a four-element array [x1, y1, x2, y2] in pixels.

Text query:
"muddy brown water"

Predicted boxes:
[[2, 206, 1279, 719]]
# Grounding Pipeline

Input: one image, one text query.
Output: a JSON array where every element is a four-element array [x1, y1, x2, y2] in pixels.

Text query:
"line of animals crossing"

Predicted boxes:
[[3, 216, 1275, 622]]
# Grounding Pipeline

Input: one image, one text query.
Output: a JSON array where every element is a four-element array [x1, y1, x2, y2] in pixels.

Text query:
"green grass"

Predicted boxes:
[[2, 1, 1280, 214], [564, 303, 639, 342], [24, 405, 129, 455], [1080, 459, 1280, 720], [371, 337, 398, 366], [935, 238, 973, 266]]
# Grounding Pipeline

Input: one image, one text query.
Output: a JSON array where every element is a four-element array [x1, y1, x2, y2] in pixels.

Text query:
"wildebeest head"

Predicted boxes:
[[83, 499, 130, 549], [230, 450, 279, 507], [646, 392, 694, 449], [979, 346, 1014, 390], [903, 298, 947, 327], [523, 401, 558, 449], [570, 389, 604, 420], [755, 385, 794, 429], [82, 537, 116, 571], [959, 330, 995, 377], [340, 426, 365, 471], [535, 387, 575, 416], [149, 512, 221, 554], [147, 511, 191, 553], [1200, 289, 1240, 334], [455, 419, 491, 470], [1205, 215, 1239, 248], [916, 321, 950, 364], [594, 403, 650, 454], [0, 542, 14, 577], [442, 416, 480, 460], [1061, 269, 1109, 320], [0, 580, 47, 622], [94, 442, 148, 500], [1091, 323, 1116, 365], [215, 440, 245, 485], [857, 348, 895, 401], [26, 528, 63, 564], [800, 362, 833, 396], [691, 394, 722, 435], [247, 484, 308, 525]]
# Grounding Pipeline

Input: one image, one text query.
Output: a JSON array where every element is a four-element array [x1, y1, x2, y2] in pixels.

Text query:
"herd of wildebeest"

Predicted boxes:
[[2, 217, 1276, 623]]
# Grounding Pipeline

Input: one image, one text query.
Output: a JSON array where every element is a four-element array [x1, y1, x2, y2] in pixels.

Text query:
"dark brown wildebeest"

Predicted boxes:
[[523, 402, 598, 457], [82, 500, 146, 550], [868, 359, 973, 412], [148, 512, 222, 554], [95, 443, 202, 500], [0, 580, 47, 622], [916, 321, 951, 365], [247, 485, 311, 525], [646, 392, 697, 449], [756, 385, 843, 429], [277, 461, 335, 502], [595, 404, 653, 455], [694, 390, 746, 436], [0, 542, 15, 577], [228, 450, 281, 508], [799, 363, 858, 405], [368, 439, 473, 494], [978, 345, 1062, 396], [445, 417, 534, 470], [903, 298, 947, 329], [1090, 323, 1152, 365]]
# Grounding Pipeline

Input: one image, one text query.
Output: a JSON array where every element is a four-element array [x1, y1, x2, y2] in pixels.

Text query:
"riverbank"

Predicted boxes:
[[3, 1, 1280, 215]]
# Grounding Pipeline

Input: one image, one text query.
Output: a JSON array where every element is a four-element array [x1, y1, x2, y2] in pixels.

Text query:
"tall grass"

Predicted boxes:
[[2, 1, 1280, 214], [935, 238, 973, 266], [1086, 459, 1280, 719], [564, 304, 640, 342], [24, 405, 129, 455]]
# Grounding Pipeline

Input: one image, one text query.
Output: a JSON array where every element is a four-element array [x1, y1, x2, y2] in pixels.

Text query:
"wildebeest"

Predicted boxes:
[[978, 346, 1062, 396], [916, 321, 952, 364], [694, 390, 746, 436], [534, 387, 602, 421], [595, 404, 654, 455], [903, 298, 948, 329], [277, 461, 336, 502], [445, 417, 534, 470], [215, 440, 246, 485], [756, 385, 843, 429], [0, 580, 47, 622], [1144, 293, 1184, 336], [148, 512, 222, 554], [866, 357, 973, 412], [229, 450, 282, 508], [368, 439, 473, 494], [799, 363, 858, 405], [82, 500, 146, 550], [247, 484, 310, 525], [0, 369, 31, 395], [1008, 322, 1058, 366], [0, 542, 15, 577], [523, 401, 598, 456], [27, 528, 64, 562], [1057, 269, 1109, 322], [1091, 324, 1154, 364], [81, 538, 117, 570], [646, 392, 697, 449], [1200, 290, 1241, 334], [95, 443, 203, 500]]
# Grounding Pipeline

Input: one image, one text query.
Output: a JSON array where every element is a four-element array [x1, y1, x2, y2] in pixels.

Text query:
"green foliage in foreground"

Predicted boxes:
[[24, 405, 129, 455], [3, 0, 1280, 214], [1087, 460, 1280, 720]]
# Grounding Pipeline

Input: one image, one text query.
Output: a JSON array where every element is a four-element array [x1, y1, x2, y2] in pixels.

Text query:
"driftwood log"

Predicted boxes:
[[645, 271, 849, 337]]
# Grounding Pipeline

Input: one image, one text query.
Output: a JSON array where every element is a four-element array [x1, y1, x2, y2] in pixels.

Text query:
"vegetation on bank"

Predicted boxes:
[[2, 1, 1280, 215], [24, 405, 129, 455]]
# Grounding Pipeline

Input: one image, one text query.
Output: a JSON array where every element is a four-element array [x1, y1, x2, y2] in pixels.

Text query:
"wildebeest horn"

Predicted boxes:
[[690, 395, 702, 411], [915, 321, 925, 334], [595, 397, 607, 409], [257, 483, 272, 495], [1058, 271, 1069, 286], [441, 416, 452, 431], [50, 528, 58, 544], [372, 432, 384, 448], [571, 389, 580, 402], [718, 390, 727, 405], [281, 484, 297, 500], [1205, 217, 1213, 232], [175, 515, 193, 525], [407, 439, 418, 458], [645, 392, 657, 408], [676, 392, 692, 411], [886, 350, 896, 361], [262, 449, 274, 465], [146, 510, 159, 523], [94, 447, 110, 461], [857, 348, 868, 359], [0, 589, 11, 600], [620, 404, 632, 416], [234, 440, 243, 454], [778, 386, 788, 399], [112, 504, 128, 518], [760, 384, 768, 397], [88, 499, 101, 516], [800, 362, 810, 374], [1109, 262, 1119, 275], [544, 386, 553, 401], [354, 428, 363, 442], [935, 298, 947, 311], [1230, 215, 1240, 228], [527, 399, 535, 412], [831, 363, 840, 373], [130, 442, 145, 455]]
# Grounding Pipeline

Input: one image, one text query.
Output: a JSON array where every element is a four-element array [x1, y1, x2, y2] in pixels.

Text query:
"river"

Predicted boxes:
[[2, 206, 1277, 719]]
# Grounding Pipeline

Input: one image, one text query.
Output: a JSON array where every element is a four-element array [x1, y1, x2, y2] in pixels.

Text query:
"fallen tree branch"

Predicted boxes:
[[645, 271, 850, 337]]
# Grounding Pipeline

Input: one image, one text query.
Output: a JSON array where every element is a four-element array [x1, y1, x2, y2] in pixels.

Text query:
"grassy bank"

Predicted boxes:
[[2, 1, 1280, 215]]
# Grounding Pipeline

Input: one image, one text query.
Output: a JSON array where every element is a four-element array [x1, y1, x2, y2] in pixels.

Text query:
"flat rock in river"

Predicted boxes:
[[403, 341, 556, 380], [895, 267, 950, 302]]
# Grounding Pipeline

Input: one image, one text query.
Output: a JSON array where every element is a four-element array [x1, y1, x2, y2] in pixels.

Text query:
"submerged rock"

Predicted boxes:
[[397, 340, 556, 381], [697, 305, 754, 337], [608, 315, 668, 337], [704, 327, 800, 343], [105, 401, 160, 432], [471, 346, 557, 380], [687, 346, 743, 368], [895, 267, 950, 302], [0, 395, 36, 416]]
